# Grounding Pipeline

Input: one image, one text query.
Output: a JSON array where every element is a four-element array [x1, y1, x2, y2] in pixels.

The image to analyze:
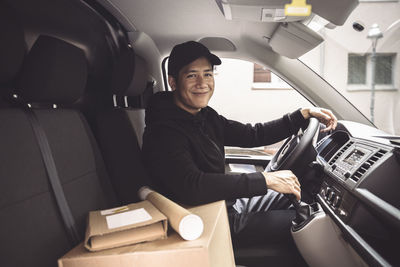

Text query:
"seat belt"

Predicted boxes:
[[25, 108, 80, 246]]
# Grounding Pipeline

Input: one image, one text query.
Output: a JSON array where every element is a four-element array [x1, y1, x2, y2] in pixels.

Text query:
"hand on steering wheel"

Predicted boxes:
[[301, 107, 337, 133], [262, 117, 320, 201]]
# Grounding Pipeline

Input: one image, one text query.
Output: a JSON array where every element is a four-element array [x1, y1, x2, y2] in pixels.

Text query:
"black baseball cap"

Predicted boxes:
[[168, 41, 221, 77]]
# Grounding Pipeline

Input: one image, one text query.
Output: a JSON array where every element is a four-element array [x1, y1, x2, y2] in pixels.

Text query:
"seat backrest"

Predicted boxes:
[[0, 35, 117, 267], [0, 1, 26, 107], [97, 47, 153, 204]]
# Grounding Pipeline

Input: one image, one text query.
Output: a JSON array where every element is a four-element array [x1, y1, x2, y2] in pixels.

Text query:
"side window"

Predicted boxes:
[[209, 58, 312, 156]]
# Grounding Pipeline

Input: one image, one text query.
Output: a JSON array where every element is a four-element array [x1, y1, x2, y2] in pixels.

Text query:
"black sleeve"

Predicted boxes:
[[142, 128, 268, 206], [222, 109, 307, 147]]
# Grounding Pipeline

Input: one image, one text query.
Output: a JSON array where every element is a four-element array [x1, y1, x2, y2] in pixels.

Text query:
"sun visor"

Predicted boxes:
[[269, 22, 323, 59], [215, 0, 358, 26]]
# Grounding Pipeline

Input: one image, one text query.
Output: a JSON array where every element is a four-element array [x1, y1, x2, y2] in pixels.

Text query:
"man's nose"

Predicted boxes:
[[196, 75, 207, 87]]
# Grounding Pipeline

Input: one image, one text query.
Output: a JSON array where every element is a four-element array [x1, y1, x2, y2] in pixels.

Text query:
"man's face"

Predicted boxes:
[[169, 57, 214, 114]]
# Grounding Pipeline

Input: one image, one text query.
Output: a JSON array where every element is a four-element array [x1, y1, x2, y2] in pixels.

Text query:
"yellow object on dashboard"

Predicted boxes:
[[285, 0, 312, 16]]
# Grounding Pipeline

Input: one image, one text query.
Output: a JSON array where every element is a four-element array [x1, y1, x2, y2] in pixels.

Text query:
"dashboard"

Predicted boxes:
[[315, 125, 400, 266]]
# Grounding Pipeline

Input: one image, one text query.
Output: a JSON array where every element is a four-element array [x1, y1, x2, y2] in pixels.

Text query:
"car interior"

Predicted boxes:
[[1, 0, 399, 266]]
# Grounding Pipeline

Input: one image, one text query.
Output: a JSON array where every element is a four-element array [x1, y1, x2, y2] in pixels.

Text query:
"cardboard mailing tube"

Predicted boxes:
[[138, 186, 204, 241]]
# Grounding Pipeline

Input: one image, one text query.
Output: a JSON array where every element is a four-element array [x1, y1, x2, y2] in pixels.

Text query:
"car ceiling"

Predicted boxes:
[[96, 0, 359, 64], [98, 0, 279, 56]]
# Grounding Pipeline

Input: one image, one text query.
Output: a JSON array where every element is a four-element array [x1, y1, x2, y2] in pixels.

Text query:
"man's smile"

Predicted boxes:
[[192, 91, 210, 95]]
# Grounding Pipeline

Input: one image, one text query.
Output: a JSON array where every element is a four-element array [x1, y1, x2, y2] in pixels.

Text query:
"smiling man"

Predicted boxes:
[[142, 41, 337, 260], [169, 56, 215, 114]]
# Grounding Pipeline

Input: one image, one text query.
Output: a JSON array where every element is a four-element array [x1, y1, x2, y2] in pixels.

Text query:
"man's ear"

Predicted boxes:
[[168, 76, 177, 91]]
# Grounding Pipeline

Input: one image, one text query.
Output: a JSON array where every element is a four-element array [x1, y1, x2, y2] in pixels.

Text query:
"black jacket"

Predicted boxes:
[[142, 91, 306, 206]]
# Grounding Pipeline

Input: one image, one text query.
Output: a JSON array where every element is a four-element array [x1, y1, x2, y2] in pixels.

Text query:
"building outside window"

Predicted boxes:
[[253, 63, 271, 83], [252, 63, 292, 90], [347, 53, 395, 90]]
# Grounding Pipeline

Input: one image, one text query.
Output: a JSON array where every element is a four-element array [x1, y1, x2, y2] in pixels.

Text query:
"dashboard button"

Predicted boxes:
[[333, 196, 341, 207], [325, 187, 331, 200], [328, 191, 335, 202]]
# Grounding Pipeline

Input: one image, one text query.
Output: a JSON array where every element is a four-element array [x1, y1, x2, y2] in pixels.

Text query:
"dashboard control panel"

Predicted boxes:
[[330, 145, 373, 181]]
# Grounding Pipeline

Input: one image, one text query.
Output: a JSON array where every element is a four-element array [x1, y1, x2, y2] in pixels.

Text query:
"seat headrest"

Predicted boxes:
[[16, 35, 87, 104], [111, 44, 135, 96], [112, 47, 151, 97], [0, 2, 25, 84], [127, 55, 151, 97]]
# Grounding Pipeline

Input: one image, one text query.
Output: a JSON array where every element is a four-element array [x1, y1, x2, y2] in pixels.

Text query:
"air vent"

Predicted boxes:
[[329, 141, 354, 165], [350, 149, 387, 183], [316, 136, 328, 148]]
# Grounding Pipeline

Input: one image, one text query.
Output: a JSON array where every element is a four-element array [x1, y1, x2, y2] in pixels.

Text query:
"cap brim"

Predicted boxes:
[[207, 53, 221, 66]]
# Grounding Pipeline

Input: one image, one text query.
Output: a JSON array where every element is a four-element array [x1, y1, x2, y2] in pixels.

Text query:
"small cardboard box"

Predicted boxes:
[[85, 200, 168, 251], [58, 200, 235, 267]]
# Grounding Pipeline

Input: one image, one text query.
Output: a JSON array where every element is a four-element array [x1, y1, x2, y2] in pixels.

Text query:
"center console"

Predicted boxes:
[[291, 131, 400, 267]]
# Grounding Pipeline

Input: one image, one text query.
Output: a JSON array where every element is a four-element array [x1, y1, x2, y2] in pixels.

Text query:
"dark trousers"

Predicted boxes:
[[228, 190, 309, 266], [228, 190, 296, 248]]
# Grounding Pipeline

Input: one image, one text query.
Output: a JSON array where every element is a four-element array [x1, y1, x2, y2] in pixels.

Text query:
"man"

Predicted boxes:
[[142, 41, 337, 251]]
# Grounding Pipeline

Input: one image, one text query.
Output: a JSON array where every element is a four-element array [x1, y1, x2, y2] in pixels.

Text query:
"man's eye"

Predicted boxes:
[[205, 73, 213, 77], [187, 74, 196, 78]]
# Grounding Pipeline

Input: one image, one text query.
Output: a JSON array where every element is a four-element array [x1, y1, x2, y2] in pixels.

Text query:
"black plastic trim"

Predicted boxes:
[[354, 188, 400, 233], [82, 0, 126, 31], [317, 194, 391, 267]]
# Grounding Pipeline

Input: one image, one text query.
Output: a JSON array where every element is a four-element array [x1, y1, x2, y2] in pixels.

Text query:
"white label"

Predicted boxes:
[[100, 205, 129, 216], [106, 208, 152, 229]]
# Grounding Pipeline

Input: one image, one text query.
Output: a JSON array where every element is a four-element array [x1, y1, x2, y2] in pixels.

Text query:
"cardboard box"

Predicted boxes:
[[58, 200, 235, 267], [85, 200, 168, 251]]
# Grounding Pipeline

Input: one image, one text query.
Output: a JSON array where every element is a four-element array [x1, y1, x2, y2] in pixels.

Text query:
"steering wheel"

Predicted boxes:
[[265, 117, 320, 173]]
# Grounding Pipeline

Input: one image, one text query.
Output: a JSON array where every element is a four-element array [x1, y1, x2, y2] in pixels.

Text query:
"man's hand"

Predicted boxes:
[[301, 107, 337, 133], [262, 170, 301, 201]]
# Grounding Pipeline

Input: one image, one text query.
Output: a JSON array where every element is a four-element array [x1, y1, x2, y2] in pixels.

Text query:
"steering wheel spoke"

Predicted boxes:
[[266, 118, 319, 173]]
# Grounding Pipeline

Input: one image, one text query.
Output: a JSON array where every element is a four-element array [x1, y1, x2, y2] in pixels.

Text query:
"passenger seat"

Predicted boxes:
[[96, 46, 154, 204], [0, 35, 117, 267]]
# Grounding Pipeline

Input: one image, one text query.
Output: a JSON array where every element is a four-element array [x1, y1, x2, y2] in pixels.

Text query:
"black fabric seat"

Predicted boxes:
[[96, 45, 154, 205], [0, 1, 26, 107], [0, 35, 117, 267]]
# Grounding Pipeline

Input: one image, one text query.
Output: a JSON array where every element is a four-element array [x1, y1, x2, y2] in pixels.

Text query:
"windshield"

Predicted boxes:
[[300, 1, 400, 135]]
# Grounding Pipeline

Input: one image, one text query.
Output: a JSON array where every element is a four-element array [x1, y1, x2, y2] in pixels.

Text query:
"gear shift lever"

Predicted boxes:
[[285, 194, 313, 228]]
